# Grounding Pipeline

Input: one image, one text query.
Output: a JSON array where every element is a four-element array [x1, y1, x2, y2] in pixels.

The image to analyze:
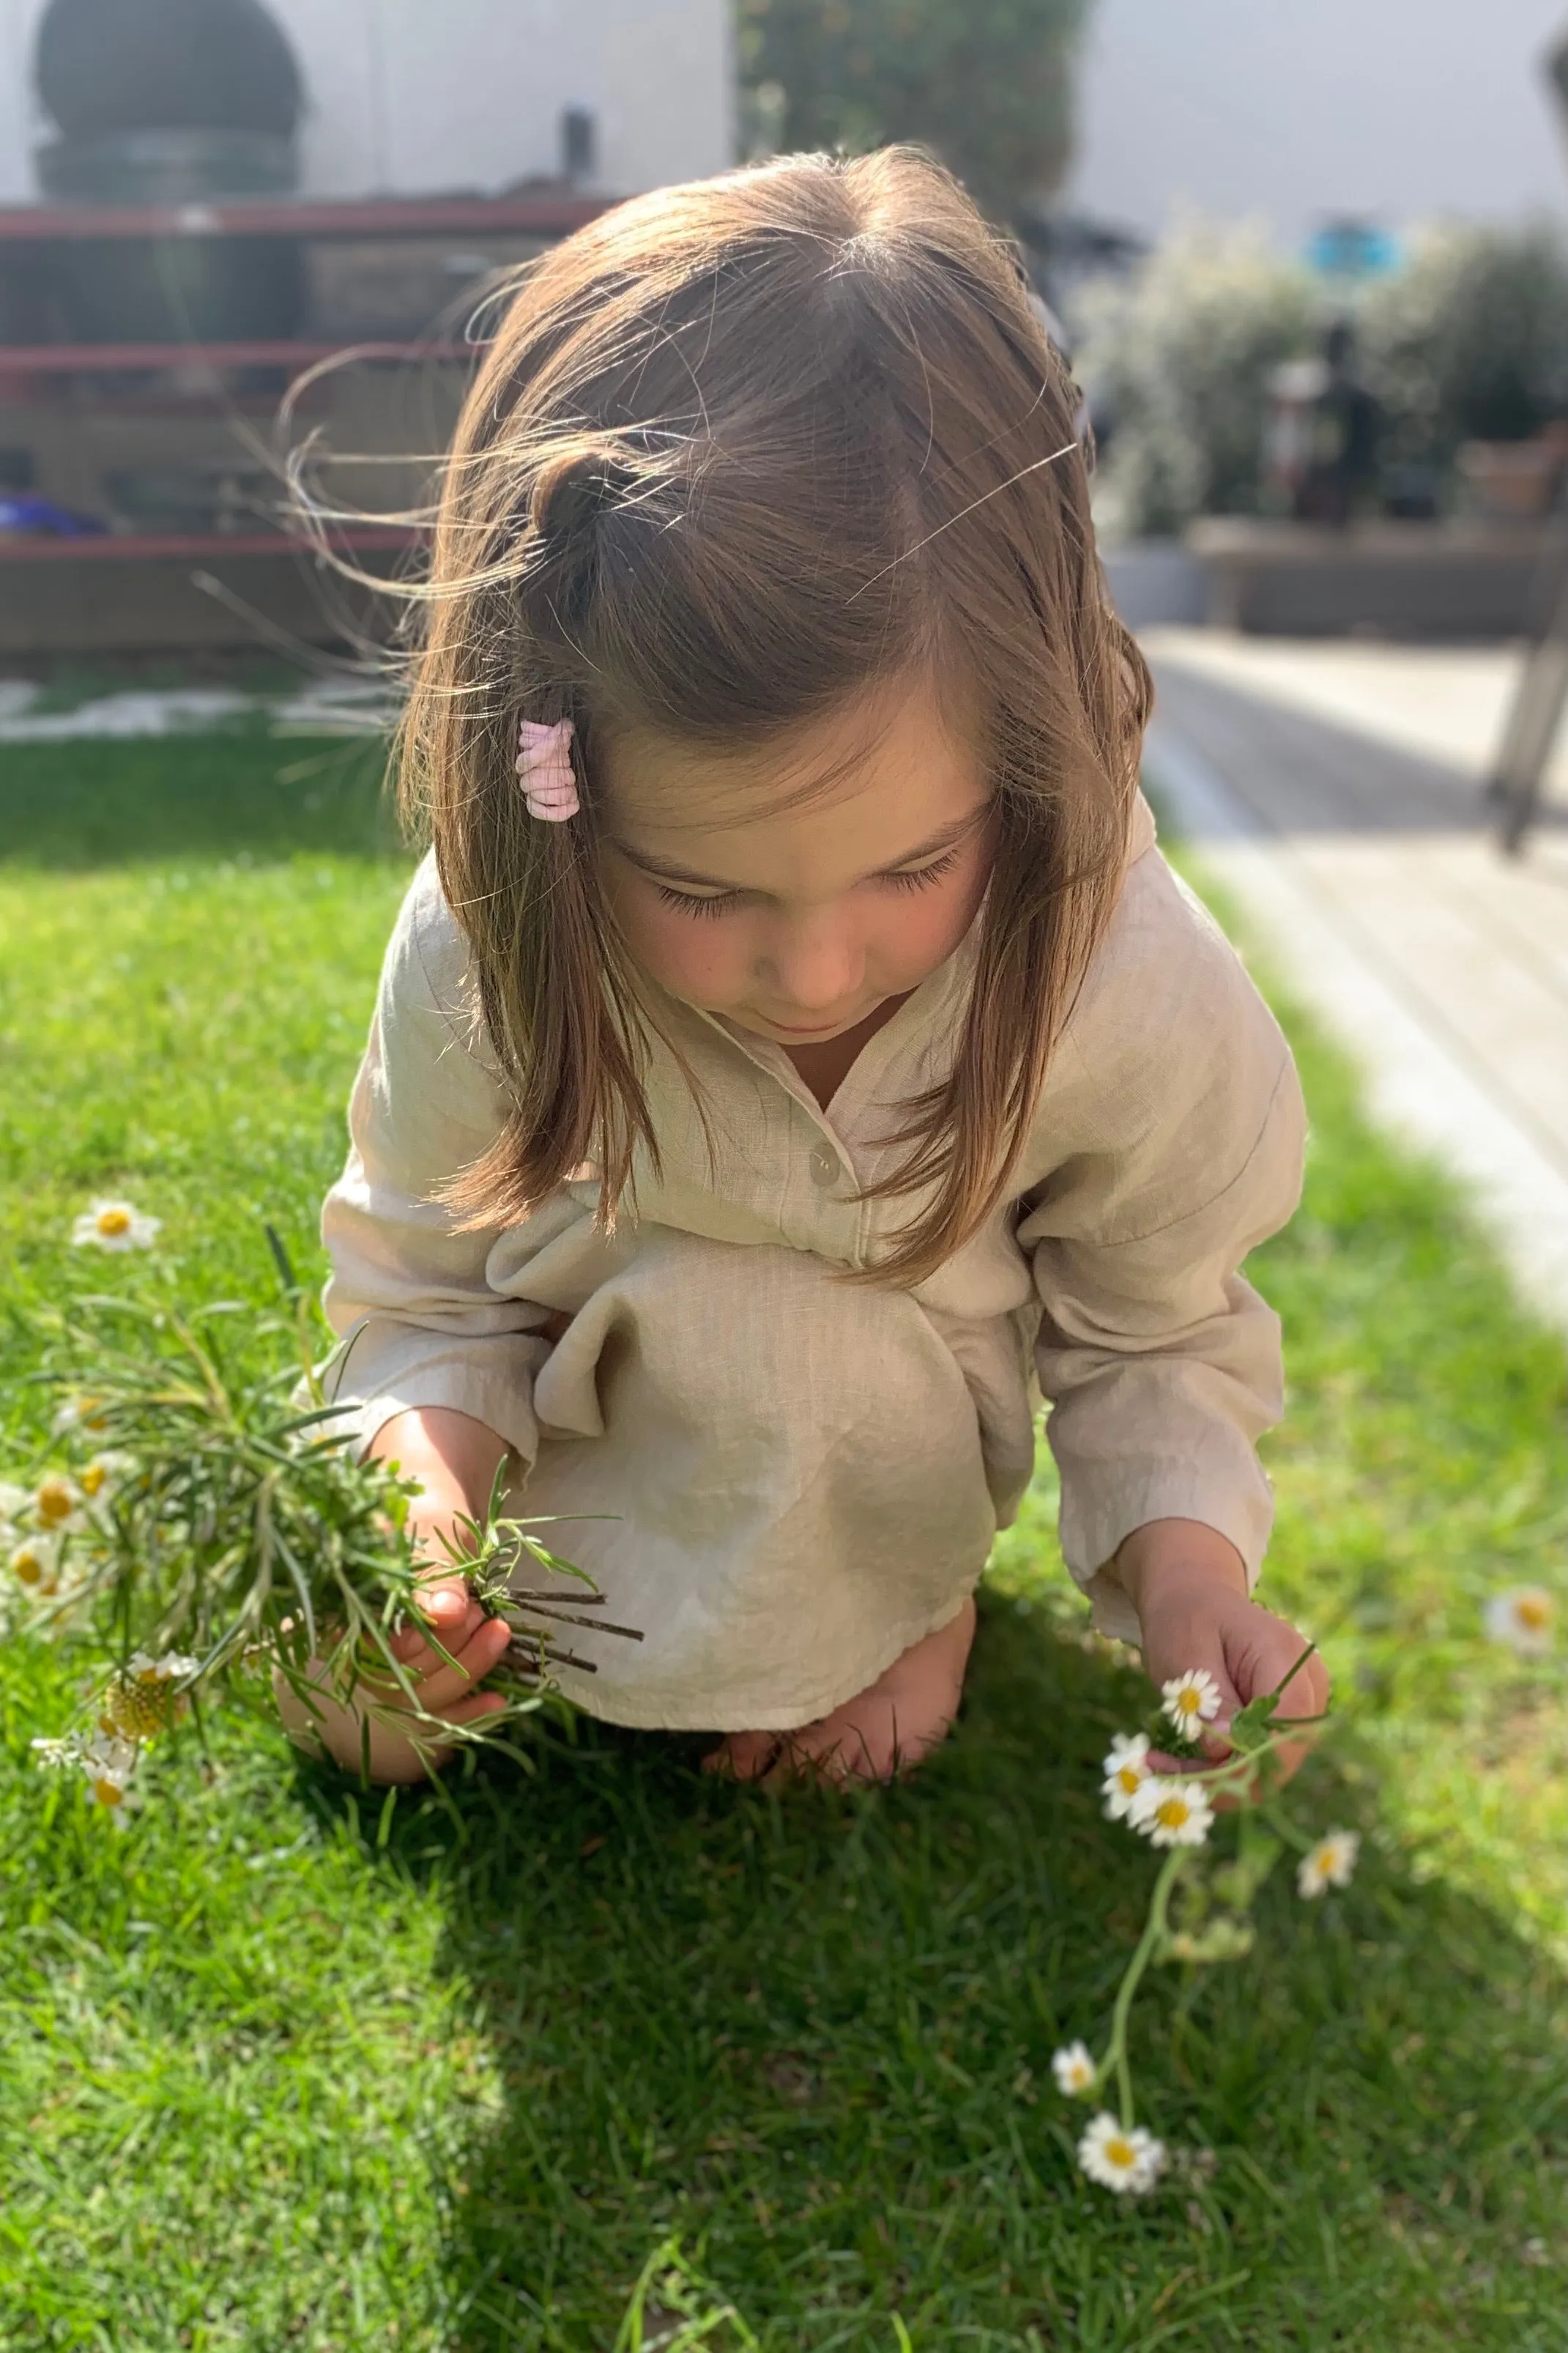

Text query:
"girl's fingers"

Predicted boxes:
[[387, 1576, 482, 1670], [412, 1614, 514, 1711]]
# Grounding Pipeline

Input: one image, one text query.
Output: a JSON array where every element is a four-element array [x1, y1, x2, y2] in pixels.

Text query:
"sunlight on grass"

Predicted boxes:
[[0, 733, 1563, 2351]]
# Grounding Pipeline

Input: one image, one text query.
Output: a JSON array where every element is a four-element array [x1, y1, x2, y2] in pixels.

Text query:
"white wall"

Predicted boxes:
[[0, 0, 734, 202], [1069, 0, 1568, 251]]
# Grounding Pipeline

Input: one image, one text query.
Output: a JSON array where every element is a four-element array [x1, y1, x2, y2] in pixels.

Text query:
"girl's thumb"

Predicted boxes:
[[419, 1577, 469, 1623]]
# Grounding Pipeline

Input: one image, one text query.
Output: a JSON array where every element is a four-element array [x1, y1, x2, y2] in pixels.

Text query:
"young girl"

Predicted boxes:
[[278, 147, 1328, 1789]]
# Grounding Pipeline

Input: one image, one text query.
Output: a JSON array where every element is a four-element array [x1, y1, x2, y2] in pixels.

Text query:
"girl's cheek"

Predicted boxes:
[[874, 892, 967, 984], [617, 896, 744, 1007]]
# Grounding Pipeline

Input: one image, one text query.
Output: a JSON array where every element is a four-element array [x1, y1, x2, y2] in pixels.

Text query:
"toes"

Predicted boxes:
[[766, 1720, 884, 1786], [702, 1730, 782, 1779]]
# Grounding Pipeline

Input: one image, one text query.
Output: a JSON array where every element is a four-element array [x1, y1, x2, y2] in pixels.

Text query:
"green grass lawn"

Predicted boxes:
[[0, 726, 1564, 2351]]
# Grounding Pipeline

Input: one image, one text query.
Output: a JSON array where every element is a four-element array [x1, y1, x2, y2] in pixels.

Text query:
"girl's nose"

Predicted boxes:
[[758, 914, 862, 1012]]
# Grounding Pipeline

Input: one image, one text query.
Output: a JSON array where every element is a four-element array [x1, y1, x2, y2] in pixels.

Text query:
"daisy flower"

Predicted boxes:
[[97, 1650, 199, 1741], [30, 1472, 83, 1533], [0, 1478, 29, 1532], [1296, 1828, 1361, 1900], [1051, 2041, 1098, 2098], [8, 1530, 61, 1593], [1484, 1587, 1555, 1659], [52, 1395, 110, 1439], [78, 1451, 135, 1505], [1129, 1775, 1215, 1848], [1077, 2111, 1167, 2195], [1101, 1730, 1153, 1820], [1160, 1667, 1222, 1738], [70, 1199, 161, 1253]]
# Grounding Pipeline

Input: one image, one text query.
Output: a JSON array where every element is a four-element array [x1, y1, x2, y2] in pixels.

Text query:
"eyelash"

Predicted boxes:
[[654, 847, 963, 922]]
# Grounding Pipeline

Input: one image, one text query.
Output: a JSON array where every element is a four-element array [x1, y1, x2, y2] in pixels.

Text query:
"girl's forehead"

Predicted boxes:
[[599, 673, 988, 867]]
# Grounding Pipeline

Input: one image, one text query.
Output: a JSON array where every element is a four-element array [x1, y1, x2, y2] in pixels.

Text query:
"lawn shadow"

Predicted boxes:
[[291, 1589, 1568, 2352], [0, 725, 405, 869]]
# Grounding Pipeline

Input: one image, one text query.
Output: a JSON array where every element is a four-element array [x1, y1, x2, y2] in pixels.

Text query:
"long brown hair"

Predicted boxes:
[[396, 146, 1151, 1286]]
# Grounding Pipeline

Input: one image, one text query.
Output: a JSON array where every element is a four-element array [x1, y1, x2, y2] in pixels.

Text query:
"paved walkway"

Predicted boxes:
[[1139, 630, 1568, 1336]]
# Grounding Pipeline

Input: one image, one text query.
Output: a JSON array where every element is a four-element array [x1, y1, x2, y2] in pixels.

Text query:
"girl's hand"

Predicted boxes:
[[273, 1570, 513, 1785], [274, 1401, 518, 1786], [1116, 1518, 1330, 1796]]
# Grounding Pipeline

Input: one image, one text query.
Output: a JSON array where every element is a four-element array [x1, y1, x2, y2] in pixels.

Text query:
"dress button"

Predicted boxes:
[[809, 1144, 839, 1190]]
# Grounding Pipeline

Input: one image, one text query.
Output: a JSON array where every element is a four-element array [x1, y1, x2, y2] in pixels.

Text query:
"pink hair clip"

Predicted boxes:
[[516, 717, 580, 820]]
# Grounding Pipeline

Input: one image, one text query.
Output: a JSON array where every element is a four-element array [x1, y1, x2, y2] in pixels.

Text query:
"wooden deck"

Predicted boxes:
[[1140, 635, 1568, 1334]]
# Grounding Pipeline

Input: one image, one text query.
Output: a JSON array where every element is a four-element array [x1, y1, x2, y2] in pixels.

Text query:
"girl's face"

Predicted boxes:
[[598, 675, 993, 1048]]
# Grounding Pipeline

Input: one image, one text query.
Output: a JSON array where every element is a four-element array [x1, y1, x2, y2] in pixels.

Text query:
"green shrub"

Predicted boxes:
[[1359, 219, 1568, 464], [1075, 220, 1316, 536], [1079, 216, 1568, 534]]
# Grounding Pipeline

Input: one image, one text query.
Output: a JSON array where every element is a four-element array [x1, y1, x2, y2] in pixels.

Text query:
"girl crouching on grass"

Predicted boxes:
[[276, 147, 1329, 1790]]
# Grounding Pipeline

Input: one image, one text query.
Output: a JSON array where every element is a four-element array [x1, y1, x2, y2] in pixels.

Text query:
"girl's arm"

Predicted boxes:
[[313, 853, 559, 1472], [1019, 842, 1308, 1651]]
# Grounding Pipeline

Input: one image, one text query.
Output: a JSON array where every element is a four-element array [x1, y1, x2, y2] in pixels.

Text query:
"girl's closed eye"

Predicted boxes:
[[654, 847, 963, 922]]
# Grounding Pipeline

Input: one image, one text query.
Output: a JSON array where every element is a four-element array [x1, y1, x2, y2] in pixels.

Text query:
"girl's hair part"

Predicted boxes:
[[385, 145, 1151, 1286]]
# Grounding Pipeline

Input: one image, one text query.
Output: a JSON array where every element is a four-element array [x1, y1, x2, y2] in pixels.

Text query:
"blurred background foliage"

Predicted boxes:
[[1079, 220, 1568, 537], [735, 0, 1088, 220], [1074, 221, 1318, 538]]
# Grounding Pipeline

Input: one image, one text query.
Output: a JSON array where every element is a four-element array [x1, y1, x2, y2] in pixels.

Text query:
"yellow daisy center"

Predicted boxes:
[[13, 1549, 45, 1585], [1104, 2137, 1136, 2169], [91, 1778, 125, 1807], [1155, 1797, 1192, 1830], [1116, 1765, 1142, 1793], [34, 1478, 75, 1525], [96, 1207, 132, 1237], [1176, 1688, 1202, 1715], [1516, 1596, 1550, 1630], [79, 1461, 108, 1497]]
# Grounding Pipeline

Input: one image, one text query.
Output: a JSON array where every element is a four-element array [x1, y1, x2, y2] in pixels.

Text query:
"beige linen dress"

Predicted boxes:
[[316, 794, 1306, 1730]]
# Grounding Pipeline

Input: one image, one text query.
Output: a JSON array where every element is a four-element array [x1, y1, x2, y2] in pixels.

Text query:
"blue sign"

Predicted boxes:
[[1307, 221, 1400, 280]]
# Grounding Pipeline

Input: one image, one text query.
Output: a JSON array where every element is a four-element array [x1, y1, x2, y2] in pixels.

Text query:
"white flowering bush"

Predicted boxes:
[[1051, 1653, 1361, 2196], [7, 1216, 629, 1822]]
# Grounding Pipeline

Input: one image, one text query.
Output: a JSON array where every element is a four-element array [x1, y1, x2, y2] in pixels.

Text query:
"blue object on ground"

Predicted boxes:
[[0, 494, 108, 536]]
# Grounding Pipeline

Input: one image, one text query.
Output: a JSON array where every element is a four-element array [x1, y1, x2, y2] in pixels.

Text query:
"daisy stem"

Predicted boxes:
[[1104, 1845, 1188, 2130]]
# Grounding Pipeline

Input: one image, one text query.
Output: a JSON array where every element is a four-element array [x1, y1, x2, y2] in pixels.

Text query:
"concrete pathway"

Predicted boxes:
[[1139, 630, 1568, 1336]]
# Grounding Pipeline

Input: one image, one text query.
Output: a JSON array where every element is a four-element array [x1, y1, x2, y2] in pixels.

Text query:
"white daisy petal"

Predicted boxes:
[[30, 1472, 84, 1535], [1128, 1774, 1215, 1848], [78, 1451, 135, 1505], [1100, 1730, 1153, 1820], [1296, 1828, 1361, 1899], [1078, 2110, 1167, 2195], [1484, 1587, 1555, 1659], [1051, 2040, 1098, 2098], [1160, 1667, 1222, 1737], [8, 1530, 62, 1593], [70, 1199, 161, 1253]]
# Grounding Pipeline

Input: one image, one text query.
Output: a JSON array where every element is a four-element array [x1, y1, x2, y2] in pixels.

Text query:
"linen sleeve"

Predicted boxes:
[[1015, 853, 1307, 1645], [313, 854, 554, 1467]]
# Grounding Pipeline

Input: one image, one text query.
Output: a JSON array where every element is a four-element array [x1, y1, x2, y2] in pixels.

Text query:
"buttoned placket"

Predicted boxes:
[[668, 927, 978, 1271]]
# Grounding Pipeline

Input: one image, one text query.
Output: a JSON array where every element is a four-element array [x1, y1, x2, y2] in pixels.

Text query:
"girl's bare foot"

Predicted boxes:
[[704, 1596, 976, 1786]]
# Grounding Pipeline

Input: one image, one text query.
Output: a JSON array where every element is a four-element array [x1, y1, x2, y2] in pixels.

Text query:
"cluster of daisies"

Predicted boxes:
[[4, 1197, 184, 1820], [2, 1200, 157, 1604], [1, 1421, 195, 1820], [30, 1649, 198, 1823], [1050, 1667, 1367, 2198], [0, 1436, 133, 1610]]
